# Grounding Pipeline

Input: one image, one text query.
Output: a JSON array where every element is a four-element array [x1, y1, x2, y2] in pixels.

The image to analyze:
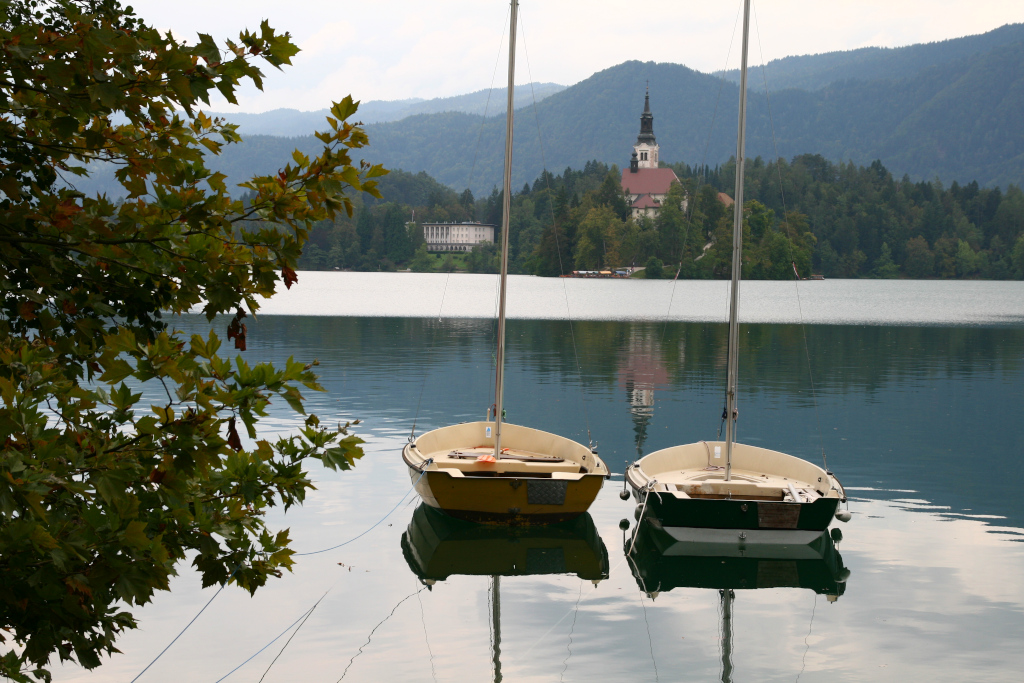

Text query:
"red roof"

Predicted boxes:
[[631, 194, 661, 209], [717, 192, 735, 207], [621, 167, 679, 196]]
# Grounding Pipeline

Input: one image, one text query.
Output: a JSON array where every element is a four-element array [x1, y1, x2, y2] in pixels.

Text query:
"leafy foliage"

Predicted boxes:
[[0, 1, 384, 679]]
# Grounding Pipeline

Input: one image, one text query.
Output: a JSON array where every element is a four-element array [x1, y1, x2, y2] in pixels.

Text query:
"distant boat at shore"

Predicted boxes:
[[562, 269, 633, 278]]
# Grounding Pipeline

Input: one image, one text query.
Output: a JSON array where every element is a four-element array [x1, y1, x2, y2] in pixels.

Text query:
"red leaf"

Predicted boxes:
[[282, 265, 298, 290], [227, 308, 247, 350], [226, 416, 242, 451], [19, 301, 38, 320]]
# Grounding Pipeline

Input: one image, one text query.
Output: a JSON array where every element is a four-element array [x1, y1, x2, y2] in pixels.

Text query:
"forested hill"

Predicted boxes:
[[206, 23, 1024, 195], [718, 22, 1024, 90]]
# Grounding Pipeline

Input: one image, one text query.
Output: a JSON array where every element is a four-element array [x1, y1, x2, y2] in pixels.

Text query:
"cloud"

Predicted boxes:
[[129, 0, 1024, 112]]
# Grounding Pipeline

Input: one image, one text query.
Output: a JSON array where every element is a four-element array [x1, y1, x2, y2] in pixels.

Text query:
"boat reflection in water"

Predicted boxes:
[[402, 503, 609, 584], [402, 503, 609, 682], [626, 520, 851, 682]]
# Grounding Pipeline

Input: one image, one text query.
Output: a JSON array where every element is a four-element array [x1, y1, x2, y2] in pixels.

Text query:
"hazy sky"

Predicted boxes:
[[129, 0, 1024, 112]]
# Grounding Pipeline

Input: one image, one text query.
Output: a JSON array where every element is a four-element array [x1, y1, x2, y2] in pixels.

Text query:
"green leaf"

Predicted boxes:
[[123, 521, 149, 549], [100, 359, 134, 385]]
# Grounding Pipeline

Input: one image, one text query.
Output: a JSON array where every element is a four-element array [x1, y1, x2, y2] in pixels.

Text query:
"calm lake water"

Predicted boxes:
[[58, 276, 1024, 682]]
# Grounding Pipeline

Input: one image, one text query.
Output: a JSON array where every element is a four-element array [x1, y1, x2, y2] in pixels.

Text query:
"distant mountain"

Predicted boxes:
[[718, 22, 1024, 91], [76, 25, 1024, 199], [343, 31, 1024, 194], [206, 82, 565, 137]]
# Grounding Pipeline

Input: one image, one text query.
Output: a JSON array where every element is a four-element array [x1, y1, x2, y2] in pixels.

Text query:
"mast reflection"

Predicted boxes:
[[401, 504, 610, 683], [625, 520, 851, 682]]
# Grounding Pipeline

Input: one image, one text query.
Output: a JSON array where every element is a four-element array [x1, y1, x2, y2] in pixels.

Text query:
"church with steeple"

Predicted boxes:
[[620, 87, 680, 219]]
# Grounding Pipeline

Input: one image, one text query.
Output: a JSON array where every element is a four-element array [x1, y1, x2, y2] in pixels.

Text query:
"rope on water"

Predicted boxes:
[[131, 471, 424, 680], [256, 588, 332, 682], [211, 588, 331, 683], [294, 469, 426, 556], [338, 587, 426, 681], [129, 567, 239, 683]]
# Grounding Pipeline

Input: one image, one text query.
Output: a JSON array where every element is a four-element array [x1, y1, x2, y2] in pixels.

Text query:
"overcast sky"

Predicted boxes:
[[130, 0, 1024, 113]]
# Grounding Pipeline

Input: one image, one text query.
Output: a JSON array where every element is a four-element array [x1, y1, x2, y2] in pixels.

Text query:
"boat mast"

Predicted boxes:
[[491, 575, 503, 682], [724, 0, 751, 482], [720, 589, 735, 683], [493, 0, 518, 457]]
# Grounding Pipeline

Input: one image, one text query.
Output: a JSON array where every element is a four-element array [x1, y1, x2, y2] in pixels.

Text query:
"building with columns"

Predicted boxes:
[[620, 88, 680, 219], [422, 221, 495, 252]]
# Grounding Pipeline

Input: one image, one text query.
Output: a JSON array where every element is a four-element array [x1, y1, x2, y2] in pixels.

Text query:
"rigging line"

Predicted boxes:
[[465, 4, 511, 196], [409, 273, 453, 440], [656, 0, 743, 420], [416, 583, 439, 683], [337, 587, 426, 682], [795, 593, 818, 683], [638, 591, 661, 683], [750, 3, 827, 470], [519, 13, 594, 447], [559, 581, 584, 683], [510, 553, 630, 664], [254, 587, 333, 683], [129, 567, 238, 683], [293, 470, 425, 556]]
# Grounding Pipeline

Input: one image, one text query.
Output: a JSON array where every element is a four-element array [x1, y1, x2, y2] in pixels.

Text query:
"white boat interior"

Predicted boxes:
[[406, 421, 607, 479], [628, 441, 842, 501]]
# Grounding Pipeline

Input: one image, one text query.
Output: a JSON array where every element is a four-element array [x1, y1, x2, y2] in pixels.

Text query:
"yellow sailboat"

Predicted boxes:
[[402, 0, 609, 524]]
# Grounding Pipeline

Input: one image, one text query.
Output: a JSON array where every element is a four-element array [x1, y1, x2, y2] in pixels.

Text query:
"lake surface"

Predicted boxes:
[[58, 277, 1024, 682]]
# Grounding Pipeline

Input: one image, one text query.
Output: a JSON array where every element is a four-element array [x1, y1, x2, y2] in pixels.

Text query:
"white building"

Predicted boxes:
[[423, 221, 495, 252]]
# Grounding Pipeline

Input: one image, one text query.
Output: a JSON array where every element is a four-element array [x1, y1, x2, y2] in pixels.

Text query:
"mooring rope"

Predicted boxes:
[[337, 587, 427, 681], [293, 469, 426, 556], [209, 587, 332, 683], [128, 568, 237, 683]]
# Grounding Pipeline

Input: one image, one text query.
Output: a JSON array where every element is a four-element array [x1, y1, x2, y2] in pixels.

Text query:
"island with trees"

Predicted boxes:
[[298, 156, 1024, 280]]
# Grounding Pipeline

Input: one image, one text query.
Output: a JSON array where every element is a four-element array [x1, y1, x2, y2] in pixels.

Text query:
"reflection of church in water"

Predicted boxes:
[[617, 330, 668, 456]]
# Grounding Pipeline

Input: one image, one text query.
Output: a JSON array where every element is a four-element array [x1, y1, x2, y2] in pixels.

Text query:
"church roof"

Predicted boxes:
[[631, 194, 662, 209], [621, 167, 679, 196]]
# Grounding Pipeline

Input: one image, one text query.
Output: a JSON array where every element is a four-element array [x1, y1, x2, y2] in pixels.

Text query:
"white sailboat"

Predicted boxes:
[[402, 0, 609, 524], [624, 0, 850, 545]]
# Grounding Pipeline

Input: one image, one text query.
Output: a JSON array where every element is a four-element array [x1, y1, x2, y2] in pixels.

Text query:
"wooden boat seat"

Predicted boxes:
[[424, 447, 584, 475], [652, 469, 822, 502]]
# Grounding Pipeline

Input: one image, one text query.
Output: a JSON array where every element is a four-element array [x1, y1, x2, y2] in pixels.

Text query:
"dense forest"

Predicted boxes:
[[297, 154, 1024, 280]]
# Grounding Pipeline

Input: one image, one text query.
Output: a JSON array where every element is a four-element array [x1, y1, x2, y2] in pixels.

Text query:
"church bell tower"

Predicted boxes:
[[633, 85, 659, 170]]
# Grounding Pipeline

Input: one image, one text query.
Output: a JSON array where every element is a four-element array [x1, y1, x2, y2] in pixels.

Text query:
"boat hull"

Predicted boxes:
[[407, 464, 606, 525], [641, 495, 840, 537]]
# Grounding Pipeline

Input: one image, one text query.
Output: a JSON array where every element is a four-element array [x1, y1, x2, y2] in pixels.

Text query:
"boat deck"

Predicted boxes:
[[647, 467, 824, 502], [419, 446, 586, 477]]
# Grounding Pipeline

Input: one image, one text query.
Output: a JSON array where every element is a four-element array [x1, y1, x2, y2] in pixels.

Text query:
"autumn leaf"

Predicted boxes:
[[282, 265, 298, 289]]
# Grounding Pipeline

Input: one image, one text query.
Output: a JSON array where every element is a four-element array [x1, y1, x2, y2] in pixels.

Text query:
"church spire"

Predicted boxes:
[[636, 82, 656, 145], [633, 83, 659, 169]]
